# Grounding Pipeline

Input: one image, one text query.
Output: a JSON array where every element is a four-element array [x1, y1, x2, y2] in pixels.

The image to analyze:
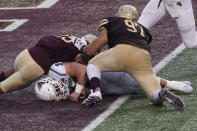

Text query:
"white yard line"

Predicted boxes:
[[0, 19, 28, 32], [154, 43, 186, 73], [82, 95, 131, 131], [82, 43, 186, 131], [37, 0, 59, 8], [0, 0, 59, 10]]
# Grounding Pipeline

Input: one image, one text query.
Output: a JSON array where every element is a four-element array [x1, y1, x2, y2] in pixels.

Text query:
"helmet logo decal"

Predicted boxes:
[[37, 82, 45, 89]]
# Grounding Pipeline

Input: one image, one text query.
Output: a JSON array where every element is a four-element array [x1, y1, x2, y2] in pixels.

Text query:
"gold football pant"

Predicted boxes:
[[0, 49, 44, 93], [89, 44, 161, 101]]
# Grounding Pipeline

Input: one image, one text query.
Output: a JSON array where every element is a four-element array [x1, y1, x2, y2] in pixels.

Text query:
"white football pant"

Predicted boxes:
[[138, 0, 197, 48]]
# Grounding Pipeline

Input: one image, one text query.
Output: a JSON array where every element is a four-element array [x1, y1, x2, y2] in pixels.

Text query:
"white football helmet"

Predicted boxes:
[[35, 77, 70, 101]]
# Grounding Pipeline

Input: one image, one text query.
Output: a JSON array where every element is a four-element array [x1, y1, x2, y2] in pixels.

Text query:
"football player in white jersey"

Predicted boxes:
[[35, 61, 87, 102], [138, 0, 197, 48], [35, 61, 193, 102]]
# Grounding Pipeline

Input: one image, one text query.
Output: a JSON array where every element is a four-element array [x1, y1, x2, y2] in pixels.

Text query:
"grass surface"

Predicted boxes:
[[94, 48, 197, 131]]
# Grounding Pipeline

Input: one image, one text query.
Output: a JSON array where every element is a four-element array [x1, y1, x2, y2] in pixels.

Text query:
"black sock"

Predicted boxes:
[[89, 77, 100, 92], [0, 72, 6, 82]]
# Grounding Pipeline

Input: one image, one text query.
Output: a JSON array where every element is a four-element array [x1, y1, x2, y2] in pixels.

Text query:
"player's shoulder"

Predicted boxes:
[[99, 16, 119, 23], [99, 16, 126, 25], [68, 62, 86, 70], [57, 34, 77, 40], [98, 17, 116, 32], [49, 62, 67, 77], [99, 16, 126, 31]]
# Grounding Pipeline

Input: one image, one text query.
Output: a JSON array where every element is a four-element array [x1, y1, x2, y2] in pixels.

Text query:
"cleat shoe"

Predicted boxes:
[[159, 88, 184, 109], [181, 81, 193, 94], [82, 89, 102, 106], [182, 81, 191, 85]]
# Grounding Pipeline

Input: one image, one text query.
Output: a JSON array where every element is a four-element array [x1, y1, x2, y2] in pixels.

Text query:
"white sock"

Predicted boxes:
[[152, 90, 160, 100], [152, 89, 163, 105], [87, 64, 101, 80], [166, 80, 184, 92]]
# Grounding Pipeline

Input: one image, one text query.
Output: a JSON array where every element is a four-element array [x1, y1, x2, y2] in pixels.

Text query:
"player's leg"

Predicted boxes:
[[0, 69, 14, 82], [123, 46, 161, 102], [84, 45, 155, 106], [100, 72, 144, 95], [0, 49, 44, 93], [175, 3, 197, 48], [138, 0, 167, 29], [85, 45, 157, 102], [124, 45, 184, 109], [83, 48, 123, 106], [100, 72, 193, 95], [157, 77, 193, 93], [131, 68, 185, 109], [86, 47, 120, 90], [83, 63, 102, 106]]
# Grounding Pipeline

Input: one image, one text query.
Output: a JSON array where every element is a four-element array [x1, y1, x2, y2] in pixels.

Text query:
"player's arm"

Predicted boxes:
[[65, 62, 87, 101], [82, 28, 108, 56]]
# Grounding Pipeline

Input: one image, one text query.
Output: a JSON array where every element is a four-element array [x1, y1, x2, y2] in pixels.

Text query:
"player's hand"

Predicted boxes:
[[70, 92, 80, 102]]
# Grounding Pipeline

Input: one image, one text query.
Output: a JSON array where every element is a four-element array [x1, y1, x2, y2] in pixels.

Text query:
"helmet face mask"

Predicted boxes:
[[115, 5, 139, 22], [35, 77, 70, 101]]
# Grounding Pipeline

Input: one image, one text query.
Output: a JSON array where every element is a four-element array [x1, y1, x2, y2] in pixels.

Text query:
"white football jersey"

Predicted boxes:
[[47, 62, 76, 91]]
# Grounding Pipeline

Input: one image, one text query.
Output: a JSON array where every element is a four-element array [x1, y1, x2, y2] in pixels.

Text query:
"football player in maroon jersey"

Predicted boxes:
[[0, 34, 96, 94]]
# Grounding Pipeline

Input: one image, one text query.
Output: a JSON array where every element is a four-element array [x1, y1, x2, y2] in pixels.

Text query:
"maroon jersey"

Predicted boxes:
[[98, 17, 152, 53], [28, 35, 84, 74]]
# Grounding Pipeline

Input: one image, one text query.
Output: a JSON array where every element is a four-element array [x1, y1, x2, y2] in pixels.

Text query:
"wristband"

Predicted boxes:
[[75, 83, 84, 93]]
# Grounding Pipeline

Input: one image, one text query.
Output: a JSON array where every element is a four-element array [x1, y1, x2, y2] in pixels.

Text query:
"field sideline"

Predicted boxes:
[[93, 46, 197, 131]]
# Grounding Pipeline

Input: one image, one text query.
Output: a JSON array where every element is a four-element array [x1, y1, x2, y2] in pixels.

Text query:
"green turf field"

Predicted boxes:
[[94, 48, 197, 131]]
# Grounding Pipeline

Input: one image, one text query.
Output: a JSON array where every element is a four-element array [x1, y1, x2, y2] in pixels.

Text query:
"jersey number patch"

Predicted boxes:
[[125, 19, 145, 38], [58, 34, 74, 43]]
